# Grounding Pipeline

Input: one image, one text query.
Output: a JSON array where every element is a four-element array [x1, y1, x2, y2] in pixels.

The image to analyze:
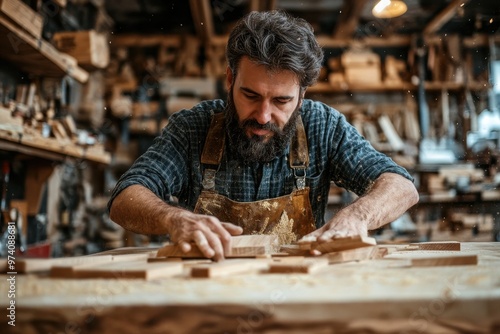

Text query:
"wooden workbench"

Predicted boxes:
[[2, 242, 500, 333]]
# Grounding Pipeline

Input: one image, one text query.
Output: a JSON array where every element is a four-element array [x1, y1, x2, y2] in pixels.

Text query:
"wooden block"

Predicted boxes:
[[268, 258, 329, 274], [190, 259, 269, 278], [280, 244, 310, 256], [53, 30, 110, 69], [50, 255, 115, 278], [324, 246, 378, 264], [0, 0, 43, 39], [298, 235, 377, 254], [410, 255, 478, 267], [72, 261, 183, 280], [271, 256, 305, 264], [409, 241, 461, 251], [156, 235, 279, 259]]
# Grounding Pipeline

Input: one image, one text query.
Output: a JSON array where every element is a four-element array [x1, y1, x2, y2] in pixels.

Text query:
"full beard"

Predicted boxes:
[[225, 88, 301, 164]]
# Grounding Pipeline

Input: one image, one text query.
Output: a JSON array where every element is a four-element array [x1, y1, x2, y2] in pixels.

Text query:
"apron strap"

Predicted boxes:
[[201, 112, 225, 165], [289, 116, 309, 190], [200, 112, 310, 190]]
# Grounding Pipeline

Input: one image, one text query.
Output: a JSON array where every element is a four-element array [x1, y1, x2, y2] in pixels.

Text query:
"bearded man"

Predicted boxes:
[[108, 10, 418, 260]]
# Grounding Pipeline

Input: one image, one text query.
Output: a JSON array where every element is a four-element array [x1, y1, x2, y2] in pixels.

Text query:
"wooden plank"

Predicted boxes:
[[332, 0, 369, 39], [423, 0, 470, 35], [411, 255, 478, 267], [279, 244, 310, 256], [298, 235, 377, 254], [268, 258, 329, 274], [409, 241, 461, 251], [323, 246, 378, 264], [0, 0, 43, 39], [191, 259, 269, 278], [72, 261, 183, 280], [19, 253, 150, 274], [0, 17, 89, 83], [50, 255, 115, 278]]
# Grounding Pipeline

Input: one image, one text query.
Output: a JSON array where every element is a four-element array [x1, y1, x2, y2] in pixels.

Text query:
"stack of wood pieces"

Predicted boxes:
[[386, 241, 478, 267]]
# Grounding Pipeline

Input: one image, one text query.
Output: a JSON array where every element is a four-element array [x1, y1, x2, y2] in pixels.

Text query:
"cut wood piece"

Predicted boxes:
[[50, 255, 115, 278], [89, 247, 159, 257], [156, 235, 279, 259], [268, 258, 329, 274], [280, 244, 310, 256], [409, 241, 461, 251], [191, 259, 269, 278], [324, 246, 378, 264], [271, 256, 305, 264], [72, 261, 183, 280], [411, 254, 477, 267], [298, 235, 377, 254], [18, 252, 151, 274], [50, 253, 153, 278]]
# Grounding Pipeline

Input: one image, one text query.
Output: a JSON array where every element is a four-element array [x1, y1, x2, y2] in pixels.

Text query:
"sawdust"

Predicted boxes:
[[268, 211, 297, 246]]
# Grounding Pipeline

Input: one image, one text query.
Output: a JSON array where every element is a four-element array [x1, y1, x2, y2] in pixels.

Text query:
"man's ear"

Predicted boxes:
[[225, 66, 233, 91]]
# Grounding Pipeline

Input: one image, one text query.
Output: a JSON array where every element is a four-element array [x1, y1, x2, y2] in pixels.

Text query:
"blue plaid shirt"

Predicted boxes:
[[109, 99, 412, 227]]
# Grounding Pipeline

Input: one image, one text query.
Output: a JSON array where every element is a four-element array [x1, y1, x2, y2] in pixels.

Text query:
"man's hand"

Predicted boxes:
[[298, 173, 419, 255], [299, 210, 368, 255], [168, 210, 243, 261], [109, 185, 243, 261]]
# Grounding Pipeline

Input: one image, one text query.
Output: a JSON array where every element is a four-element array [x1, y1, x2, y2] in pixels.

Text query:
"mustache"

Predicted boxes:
[[241, 119, 281, 133]]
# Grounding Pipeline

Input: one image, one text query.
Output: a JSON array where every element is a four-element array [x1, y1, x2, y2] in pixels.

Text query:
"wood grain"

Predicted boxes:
[[298, 235, 377, 253], [324, 246, 378, 264], [409, 241, 461, 251], [410, 254, 478, 267], [72, 261, 183, 280], [268, 258, 329, 274], [190, 259, 269, 278]]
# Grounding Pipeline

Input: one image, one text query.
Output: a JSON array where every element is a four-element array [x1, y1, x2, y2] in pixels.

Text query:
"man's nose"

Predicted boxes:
[[254, 100, 272, 124]]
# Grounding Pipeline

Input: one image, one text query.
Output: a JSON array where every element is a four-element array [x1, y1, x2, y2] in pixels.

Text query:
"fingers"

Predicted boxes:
[[222, 222, 243, 236], [179, 241, 192, 253], [193, 230, 216, 259], [317, 229, 349, 242]]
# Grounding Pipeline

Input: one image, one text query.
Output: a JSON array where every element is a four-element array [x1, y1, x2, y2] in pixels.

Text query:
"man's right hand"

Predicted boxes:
[[167, 210, 243, 261]]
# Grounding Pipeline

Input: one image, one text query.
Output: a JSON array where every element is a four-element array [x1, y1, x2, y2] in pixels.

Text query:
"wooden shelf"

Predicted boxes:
[[0, 130, 110, 165], [0, 17, 88, 83], [307, 81, 490, 94]]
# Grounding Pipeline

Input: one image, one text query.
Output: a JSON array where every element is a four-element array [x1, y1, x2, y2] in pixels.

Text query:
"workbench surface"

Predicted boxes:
[[2, 242, 500, 333]]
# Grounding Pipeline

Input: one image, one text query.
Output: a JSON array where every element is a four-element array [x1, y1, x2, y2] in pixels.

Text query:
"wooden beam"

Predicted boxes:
[[189, 0, 215, 44], [333, 0, 369, 39], [317, 34, 411, 48], [249, 0, 277, 12], [423, 0, 470, 35], [111, 34, 181, 48]]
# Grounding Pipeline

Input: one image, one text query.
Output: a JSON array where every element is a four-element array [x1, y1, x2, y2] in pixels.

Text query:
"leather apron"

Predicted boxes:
[[193, 112, 316, 245]]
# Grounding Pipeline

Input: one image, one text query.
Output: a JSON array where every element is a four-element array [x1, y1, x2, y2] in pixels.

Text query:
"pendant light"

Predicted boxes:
[[372, 0, 407, 18]]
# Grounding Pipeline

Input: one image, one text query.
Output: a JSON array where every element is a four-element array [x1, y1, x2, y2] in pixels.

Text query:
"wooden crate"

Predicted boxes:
[[52, 30, 109, 69], [0, 0, 43, 39]]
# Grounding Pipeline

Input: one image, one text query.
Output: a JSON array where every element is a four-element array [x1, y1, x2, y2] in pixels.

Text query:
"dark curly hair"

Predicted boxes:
[[226, 10, 324, 92]]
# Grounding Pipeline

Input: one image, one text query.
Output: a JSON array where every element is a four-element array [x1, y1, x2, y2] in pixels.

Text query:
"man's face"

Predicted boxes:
[[225, 57, 303, 163]]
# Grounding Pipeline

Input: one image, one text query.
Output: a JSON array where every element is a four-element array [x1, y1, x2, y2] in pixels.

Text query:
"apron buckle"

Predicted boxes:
[[293, 167, 306, 190], [202, 168, 217, 190]]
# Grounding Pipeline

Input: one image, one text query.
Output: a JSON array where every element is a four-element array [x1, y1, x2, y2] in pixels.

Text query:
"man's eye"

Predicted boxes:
[[244, 94, 257, 100], [275, 99, 289, 104]]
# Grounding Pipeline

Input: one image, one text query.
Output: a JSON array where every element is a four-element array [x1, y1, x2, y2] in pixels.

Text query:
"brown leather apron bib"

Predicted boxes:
[[193, 112, 315, 245]]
